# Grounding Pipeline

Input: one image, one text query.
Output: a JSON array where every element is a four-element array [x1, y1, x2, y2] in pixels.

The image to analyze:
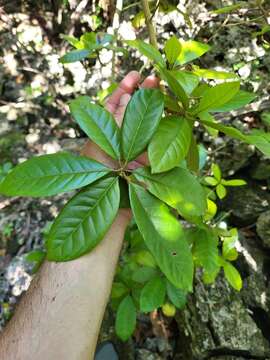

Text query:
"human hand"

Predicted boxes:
[[81, 71, 159, 169]]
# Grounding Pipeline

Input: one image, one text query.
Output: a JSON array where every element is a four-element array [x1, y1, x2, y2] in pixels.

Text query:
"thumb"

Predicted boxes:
[[114, 93, 131, 127]]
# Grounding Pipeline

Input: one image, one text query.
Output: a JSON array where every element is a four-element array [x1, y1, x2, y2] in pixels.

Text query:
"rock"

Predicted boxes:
[[136, 349, 163, 360], [256, 211, 270, 248], [215, 140, 254, 177], [250, 158, 270, 180], [222, 182, 270, 226]]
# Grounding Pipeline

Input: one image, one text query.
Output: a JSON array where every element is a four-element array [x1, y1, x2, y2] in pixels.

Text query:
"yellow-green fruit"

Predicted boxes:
[[162, 302, 176, 317]]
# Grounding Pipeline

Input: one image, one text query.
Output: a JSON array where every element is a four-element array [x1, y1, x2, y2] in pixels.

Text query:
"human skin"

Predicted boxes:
[[0, 71, 159, 360]]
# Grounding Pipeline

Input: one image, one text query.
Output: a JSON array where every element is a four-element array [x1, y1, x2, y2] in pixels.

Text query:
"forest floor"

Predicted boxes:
[[0, 1, 270, 359]]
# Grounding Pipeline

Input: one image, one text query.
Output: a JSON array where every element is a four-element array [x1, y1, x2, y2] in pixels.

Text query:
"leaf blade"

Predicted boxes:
[[129, 183, 194, 290], [0, 152, 110, 197], [148, 116, 192, 173], [140, 277, 166, 312], [134, 166, 207, 218], [69, 96, 121, 160], [116, 295, 136, 341], [46, 177, 120, 261], [192, 82, 240, 115], [121, 88, 164, 162]]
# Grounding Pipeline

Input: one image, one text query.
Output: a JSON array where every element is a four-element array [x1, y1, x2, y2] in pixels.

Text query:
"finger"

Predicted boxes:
[[114, 93, 131, 126], [140, 75, 160, 89], [105, 71, 141, 113]]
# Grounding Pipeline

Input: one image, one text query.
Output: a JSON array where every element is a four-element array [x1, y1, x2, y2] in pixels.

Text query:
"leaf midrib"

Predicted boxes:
[[51, 177, 117, 250], [10, 169, 108, 181], [124, 93, 154, 162], [83, 105, 119, 159]]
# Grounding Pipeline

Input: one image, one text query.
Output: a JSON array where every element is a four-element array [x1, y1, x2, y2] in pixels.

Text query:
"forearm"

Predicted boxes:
[[0, 210, 130, 360]]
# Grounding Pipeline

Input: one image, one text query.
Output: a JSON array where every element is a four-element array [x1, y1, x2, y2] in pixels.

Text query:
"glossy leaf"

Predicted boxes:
[[211, 90, 256, 112], [198, 119, 246, 141], [192, 82, 240, 115], [159, 68, 189, 108], [198, 112, 218, 137], [121, 88, 164, 162], [192, 66, 238, 80], [129, 183, 194, 290], [60, 49, 91, 63], [171, 70, 199, 95], [211, 163, 221, 181], [222, 261, 242, 291], [148, 116, 192, 173], [140, 277, 166, 312], [164, 35, 182, 65], [192, 228, 220, 280], [0, 152, 110, 197], [126, 40, 165, 66], [216, 184, 227, 199], [134, 250, 156, 268], [166, 280, 187, 309], [116, 295, 136, 341], [46, 177, 120, 261], [177, 40, 210, 65], [134, 167, 207, 218], [221, 179, 247, 186], [70, 96, 121, 160]]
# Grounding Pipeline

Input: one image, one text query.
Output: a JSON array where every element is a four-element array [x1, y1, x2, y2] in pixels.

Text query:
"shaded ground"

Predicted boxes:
[[0, 0, 270, 359]]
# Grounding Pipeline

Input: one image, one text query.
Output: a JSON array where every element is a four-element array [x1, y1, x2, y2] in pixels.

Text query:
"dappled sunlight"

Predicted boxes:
[[150, 204, 183, 243]]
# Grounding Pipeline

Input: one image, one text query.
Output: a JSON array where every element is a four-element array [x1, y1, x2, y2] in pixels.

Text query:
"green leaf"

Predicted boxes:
[[134, 167, 206, 218], [198, 112, 218, 137], [171, 70, 199, 95], [140, 277, 166, 312], [212, 3, 246, 14], [186, 135, 200, 173], [60, 49, 91, 63], [61, 34, 81, 48], [216, 184, 227, 199], [69, 96, 121, 160], [210, 90, 256, 112], [192, 82, 240, 115], [192, 66, 238, 80], [132, 11, 145, 28], [132, 266, 158, 283], [192, 228, 220, 281], [0, 153, 110, 197], [116, 295, 136, 341], [198, 119, 246, 142], [166, 280, 187, 309], [204, 176, 218, 186], [222, 261, 242, 291], [211, 163, 221, 181], [126, 40, 165, 66], [164, 35, 182, 65], [164, 95, 182, 112], [148, 116, 192, 173], [246, 132, 270, 157], [25, 250, 46, 273], [121, 88, 164, 162], [159, 68, 189, 108], [221, 179, 246, 186], [46, 177, 120, 261], [111, 282, 129, 299], [134, 250, 156, 268], [177, 40, 211, 65], [129, 183, 194, 290]]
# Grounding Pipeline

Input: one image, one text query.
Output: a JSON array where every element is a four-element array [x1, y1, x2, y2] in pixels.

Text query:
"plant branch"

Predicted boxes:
[[140, 0, 158, 49]]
